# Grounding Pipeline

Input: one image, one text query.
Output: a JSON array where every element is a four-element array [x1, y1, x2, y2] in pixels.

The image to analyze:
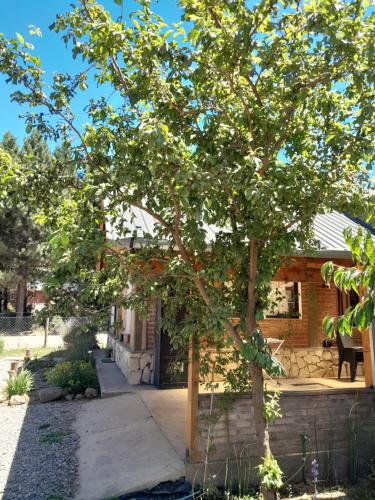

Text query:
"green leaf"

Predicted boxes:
[[16, 33, 24, 45]]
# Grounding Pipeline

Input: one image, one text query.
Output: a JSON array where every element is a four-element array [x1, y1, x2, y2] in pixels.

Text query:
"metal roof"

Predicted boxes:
[[106, 208, 373, 259]]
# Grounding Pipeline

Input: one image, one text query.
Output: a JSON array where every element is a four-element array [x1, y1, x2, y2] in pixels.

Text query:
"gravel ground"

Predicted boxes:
[[0, 360, 81, 500]]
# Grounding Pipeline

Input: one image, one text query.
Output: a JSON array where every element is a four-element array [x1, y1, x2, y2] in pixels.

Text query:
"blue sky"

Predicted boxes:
[[0, 0, 182, 145], [0, 1, 373, 178]]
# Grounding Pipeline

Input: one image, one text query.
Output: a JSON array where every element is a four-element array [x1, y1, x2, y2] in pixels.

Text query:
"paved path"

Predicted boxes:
[[138, 387, 187, 460], [74, 393, 186, 500], [95, 351, 134, 398]]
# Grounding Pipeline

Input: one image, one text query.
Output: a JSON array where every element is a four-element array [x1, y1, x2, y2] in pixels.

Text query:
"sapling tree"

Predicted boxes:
[[0, 0, 374, 496], [322, 227, 374, 336]]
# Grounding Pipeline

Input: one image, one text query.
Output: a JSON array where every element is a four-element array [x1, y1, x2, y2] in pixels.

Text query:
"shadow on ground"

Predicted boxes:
[[0, 352, 79, 500]]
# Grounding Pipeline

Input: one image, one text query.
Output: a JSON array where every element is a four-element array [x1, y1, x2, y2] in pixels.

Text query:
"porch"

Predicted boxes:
[[137, 375, 366, 464]]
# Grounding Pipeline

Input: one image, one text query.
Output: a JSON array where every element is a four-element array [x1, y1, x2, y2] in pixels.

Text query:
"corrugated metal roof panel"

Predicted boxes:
[[106, 208, 373, 257]]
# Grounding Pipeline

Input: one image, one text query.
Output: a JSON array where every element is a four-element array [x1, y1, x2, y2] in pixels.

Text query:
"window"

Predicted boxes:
[[265, 281, 301, 319]]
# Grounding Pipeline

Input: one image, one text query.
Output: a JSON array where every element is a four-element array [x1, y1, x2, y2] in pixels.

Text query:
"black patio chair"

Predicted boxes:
[[336, 332, 364, 382]]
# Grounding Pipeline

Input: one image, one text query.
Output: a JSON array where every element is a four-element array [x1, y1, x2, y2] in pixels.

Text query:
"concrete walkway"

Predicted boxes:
[[74, 393, 186, 500], [138, 387, 187, 460], [96, 355, 134, 398]]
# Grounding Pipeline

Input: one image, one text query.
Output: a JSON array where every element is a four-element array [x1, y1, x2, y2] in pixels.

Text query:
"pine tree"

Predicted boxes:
[[0, 131, 49, 315]]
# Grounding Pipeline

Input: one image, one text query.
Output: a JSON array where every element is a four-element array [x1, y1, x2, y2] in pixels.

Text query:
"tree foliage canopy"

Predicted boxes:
[[0, 0, 373, 487]]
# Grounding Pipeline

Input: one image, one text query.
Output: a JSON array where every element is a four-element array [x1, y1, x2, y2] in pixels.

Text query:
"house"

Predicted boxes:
[[103, 209, 375, 478], [104, 210, 375, 388], [2, 281, 46, 314]]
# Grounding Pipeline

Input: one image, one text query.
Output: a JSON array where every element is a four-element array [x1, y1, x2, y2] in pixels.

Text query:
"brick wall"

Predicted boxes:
[[259, 282, 339, 348], [196, 389, 375, 482]]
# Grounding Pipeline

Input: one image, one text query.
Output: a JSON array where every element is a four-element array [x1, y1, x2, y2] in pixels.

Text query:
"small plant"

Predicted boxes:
[[0, 337, 4, 354], [256, 454, 283, 493], [262, 390, 282, 423], [348, 402, 359, 484], [41, 431, 67, 444], [4, 369, 33, 398], [311, 459, 319, 499], [46, 360, 98, 395], [63, 321, 99, 361], [38, 423, 51, 430]]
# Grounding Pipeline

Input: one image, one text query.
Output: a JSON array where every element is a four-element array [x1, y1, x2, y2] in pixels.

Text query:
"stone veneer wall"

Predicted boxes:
[[277, 347, 364, 378], [107, 335, 155, 385], [195, 389, 375, 481]]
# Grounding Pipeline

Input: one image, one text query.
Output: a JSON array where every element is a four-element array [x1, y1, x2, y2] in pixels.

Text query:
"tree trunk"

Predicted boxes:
[[16, 280, 26, 317], [4, 287, 9, 311], [247, 240, 275, 500], [251, 363, 275, 500]]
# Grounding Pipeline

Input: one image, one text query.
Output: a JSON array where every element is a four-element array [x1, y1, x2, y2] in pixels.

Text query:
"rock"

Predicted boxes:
[[299, 367, 310, 378], [289, 365, 299, 378], [141, 366, 151, 384], [38, 386, 64, 403], [64, 394, 74, 401], [9, 394, 29, 406], [297, 357, 306, 369], [310, 355, 320, 363], [0, 393, 8, 403], [356, 365, 364, 376], [128, 356, 140, 372], [75, 393, 84, 400], [127, 370, 142, 385], [84, 387, 97, 398], [322, 351, 332, 361], [140, 354, 150, 371]]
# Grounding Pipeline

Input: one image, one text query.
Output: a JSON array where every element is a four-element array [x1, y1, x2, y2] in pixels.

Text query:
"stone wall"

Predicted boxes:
[[107, 335, 155, 385], [195, 389, 375, 482], [277, 346, 364, 378]]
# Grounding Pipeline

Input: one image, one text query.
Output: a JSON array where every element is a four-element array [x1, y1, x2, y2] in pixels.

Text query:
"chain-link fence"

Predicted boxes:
[[0, 315, 109, 336], [0, 315, 109, 350], [0, 316, 39, 336]]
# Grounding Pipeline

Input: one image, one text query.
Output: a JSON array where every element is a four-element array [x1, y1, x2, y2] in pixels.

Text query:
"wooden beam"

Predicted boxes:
[[362, 328, 373, 387], [187, 336, 200, 463], [369, 319, 375, 388], [358, 285, 373, 388]]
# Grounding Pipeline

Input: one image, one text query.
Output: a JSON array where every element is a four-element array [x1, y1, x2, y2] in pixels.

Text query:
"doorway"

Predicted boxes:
[[154, 301, 188, 389]]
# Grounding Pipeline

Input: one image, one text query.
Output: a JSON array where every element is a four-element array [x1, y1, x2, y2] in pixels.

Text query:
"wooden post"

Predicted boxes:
[[187, 336, 200, 463], [369, 318, 375, 389], [10, 361, 18, 373], [362, 328, 373, 387], [25, 349, 31, 361], [44, 317, 49, 348], [358, 285, 373, 387]]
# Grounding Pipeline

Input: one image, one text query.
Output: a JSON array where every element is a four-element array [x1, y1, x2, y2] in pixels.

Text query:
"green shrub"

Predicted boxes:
[[5, 369, 33, 398], [63, 321, 99, 361], [46, 360, 98, 395], [0, 337, 4, 354]]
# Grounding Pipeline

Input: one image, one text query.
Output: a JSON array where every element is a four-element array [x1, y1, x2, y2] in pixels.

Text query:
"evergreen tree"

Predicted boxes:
[[0, 131, 50, 314]]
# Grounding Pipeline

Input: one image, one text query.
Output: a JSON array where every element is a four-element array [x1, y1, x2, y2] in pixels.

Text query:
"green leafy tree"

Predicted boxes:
[[0, 1, 374, 496], [0, 131, 50, 315], [322, 228, 374, 336]]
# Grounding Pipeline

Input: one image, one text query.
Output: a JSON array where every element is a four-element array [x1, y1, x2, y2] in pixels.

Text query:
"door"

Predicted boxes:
[[154, 302, 188, 389]]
